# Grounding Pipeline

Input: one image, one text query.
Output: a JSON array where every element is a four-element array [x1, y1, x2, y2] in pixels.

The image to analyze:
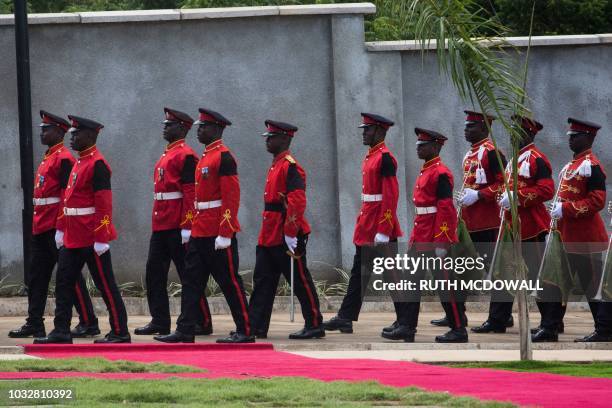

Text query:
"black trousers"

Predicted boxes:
[[544, 252, 612, 334], [249, 245, 322, 333], [27, 230, 96, 327], [488, 232, 549, 327], [53, 247, 128, 335], [177, 236, 250, 335], [145, 229, 211, 330]]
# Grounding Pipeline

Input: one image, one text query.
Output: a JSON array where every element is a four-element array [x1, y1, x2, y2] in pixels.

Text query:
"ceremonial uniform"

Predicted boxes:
[[552, 118, 611, 340], [398, 129, 465, 342], [248, 121, 323, 338], [139, 108, 211, 335], [10, 111, 97, 338], [173, 109, 251, 341], [39, 116, 129, 343]]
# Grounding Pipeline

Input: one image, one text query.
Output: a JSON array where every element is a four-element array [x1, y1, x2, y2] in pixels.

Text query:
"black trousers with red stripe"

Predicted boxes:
[[145, 229, 211, 331], [27, 230, 97, 328], [177, 236, 250, 335], [249, 245, 322, 333], [53, 247, 128, 336]]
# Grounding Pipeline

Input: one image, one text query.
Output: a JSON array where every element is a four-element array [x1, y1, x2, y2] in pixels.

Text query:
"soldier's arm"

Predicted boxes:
[[479, 149, 507, 201], [55, 157, 73, 231], [179, 154, 197, 229], [562, 165, 606, 218], [284, 162, 306, 238], [517, 157, 555, 207], [92, 160, 113, 243], [218, 151, 240, 237], [376, 152, 400, 236], [433, 173, 457, 245]]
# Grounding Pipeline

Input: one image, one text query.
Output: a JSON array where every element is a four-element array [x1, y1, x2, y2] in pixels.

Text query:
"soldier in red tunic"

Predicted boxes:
[[135, 108, 212, 337], [156, 108, 252, 344], [10, 111, 98, 339], [34, 116, 129, 344], [539, 118, 612, 342], [248, 120, 324, 339], [323, 113, 404, 336], [473, 115, 556, 336], [433, 111, 509, 329], [392, 128, 466, 343]]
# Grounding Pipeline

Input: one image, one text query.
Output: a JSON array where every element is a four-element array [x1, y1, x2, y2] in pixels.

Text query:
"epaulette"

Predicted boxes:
[[285, 155, 296, 164]]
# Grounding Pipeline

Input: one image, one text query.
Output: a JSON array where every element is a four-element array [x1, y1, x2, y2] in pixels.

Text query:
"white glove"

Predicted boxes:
[[284, 235, 297, 253], [435, 247, 448, 258], [94, 242, 110, 256], [214, 236, 232, 250], [54, 230, 64, 249], [460, 188, 480, 207], [181, 229, 191, 244], [551, 202, 563, 220], [498, 191, 513, 210], [374, 233, 390, 243]]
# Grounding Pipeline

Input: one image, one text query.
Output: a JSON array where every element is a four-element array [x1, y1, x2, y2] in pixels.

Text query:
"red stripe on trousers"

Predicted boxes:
[[74, 283, 89, 325], [94, 253, 120, 334], [226, 247, 250, 336], [199, 298, 210, 326], [295, 257, 319, 327], [442, 269, 461, 329]]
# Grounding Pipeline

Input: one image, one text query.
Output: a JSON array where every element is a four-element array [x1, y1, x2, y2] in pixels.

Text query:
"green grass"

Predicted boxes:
[[449, 361, 612, 378], [0, 377, 514, 407], [0, 357, 203, 373]]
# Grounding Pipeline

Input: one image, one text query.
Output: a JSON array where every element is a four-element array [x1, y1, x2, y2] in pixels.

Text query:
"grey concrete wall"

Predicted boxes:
[[1, 5, 611, 284]]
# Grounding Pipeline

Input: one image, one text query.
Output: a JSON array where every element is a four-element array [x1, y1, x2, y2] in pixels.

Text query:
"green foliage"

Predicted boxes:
[[452, 360, 612, 378], [0, 357, 204, 373]]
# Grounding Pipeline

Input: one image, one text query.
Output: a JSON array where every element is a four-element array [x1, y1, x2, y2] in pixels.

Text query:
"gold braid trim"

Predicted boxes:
[[94, 215, 111, 233], [434, 222, 452, 241]]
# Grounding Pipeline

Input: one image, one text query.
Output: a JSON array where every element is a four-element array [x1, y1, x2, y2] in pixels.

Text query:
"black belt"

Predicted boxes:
[[264, 203, 285, 212]]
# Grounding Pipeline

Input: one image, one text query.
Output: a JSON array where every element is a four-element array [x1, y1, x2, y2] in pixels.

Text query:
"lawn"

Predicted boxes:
[[0, 357, 203, 373], [450, 361, 612, 378], [0, 377, 514, 407]]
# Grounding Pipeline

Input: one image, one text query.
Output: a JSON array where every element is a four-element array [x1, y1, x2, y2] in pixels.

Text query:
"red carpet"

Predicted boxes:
[[6, 343, 610, 407]]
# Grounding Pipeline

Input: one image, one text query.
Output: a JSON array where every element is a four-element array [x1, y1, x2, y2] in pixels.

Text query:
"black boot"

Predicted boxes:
[[531, 328, 558, 342], [381, 325, 416, 342], [435, 328, 468, 343], [471, 320, 506, 333], [230, 329, 267, 339], [9, 323, 46, 338], [531, 321, 564, 335], [322, 316, 353, 333], [194, 323, 213, 336], [94, 332, 131, 344], [382, 321, 399, 333], [216, 332, 255, 343], [574, 331, 612, 342], [430, 316, 448, 327], [33, 331, 72, 344], [289, 327, 325, 339], [134, 322, 170, 336], [71, 321, 101, 338], [154, 330, 195, 343], [505, 315, 514, 328]]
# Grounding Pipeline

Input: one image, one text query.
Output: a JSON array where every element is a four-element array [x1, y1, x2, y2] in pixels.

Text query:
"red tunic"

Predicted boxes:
[[409, 157, 458, 249], [557, 149, 608, 253], [353, 142, 403, 245], [258, 150, 310, 247], [192, 139, 241, 238], [33, 143, 75, 235], [62, 145, 117, 248], [152, 139, 198, 232], [460, 138, 506, 232], [504, 143, 554, 240]]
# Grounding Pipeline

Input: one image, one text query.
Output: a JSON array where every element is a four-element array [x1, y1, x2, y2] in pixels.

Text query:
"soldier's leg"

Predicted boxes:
[[337, 246, 367, 321], [73, 272, 98, 327], [209, 237, 251, 335], [573, 252, 612, 333], [145, 230, 173, 329], [248, 245, 282, 334], [53, 248, 86, 334], [85, 248, 128, 335], [26, 231, 57, 327], [280, 250, 322, 328], [176, 238, 207, 335], [433, 260, 466, 330]]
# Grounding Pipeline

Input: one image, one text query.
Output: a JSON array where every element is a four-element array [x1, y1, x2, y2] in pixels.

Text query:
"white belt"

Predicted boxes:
[[153, 191, 183, 200], [361, 193, 383, 202], [415, 206, 437, 215], [33, 197, 60, 206], [195, 200, 222, 210], [64, 207, 96, 216]]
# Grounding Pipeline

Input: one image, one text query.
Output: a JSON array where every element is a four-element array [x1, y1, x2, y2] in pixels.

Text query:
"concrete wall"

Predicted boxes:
[[1, 4, 610, 283]]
